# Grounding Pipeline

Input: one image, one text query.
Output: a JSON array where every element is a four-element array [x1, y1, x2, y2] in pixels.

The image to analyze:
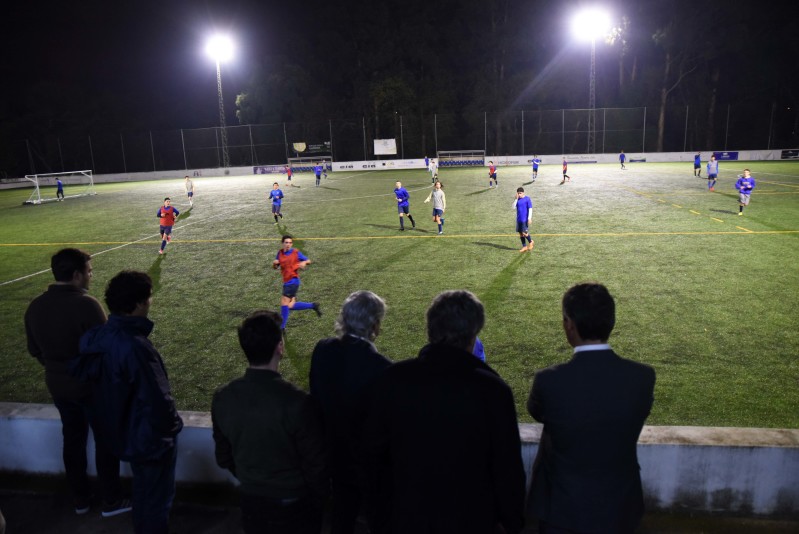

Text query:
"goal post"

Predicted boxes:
[[436, 150, 485, 167], [287, 156, 333, 173], [24, 170, 96, 205]]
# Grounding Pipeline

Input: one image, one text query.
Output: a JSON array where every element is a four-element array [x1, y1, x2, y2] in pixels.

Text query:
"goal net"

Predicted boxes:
[[24, 170, 96, 205], [287, 156, 333, 173], [437, 150, 485, 167]]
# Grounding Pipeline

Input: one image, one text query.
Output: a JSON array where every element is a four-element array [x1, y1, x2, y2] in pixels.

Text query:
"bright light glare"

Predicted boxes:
[[206, 35, 234, 63], [571, 8, 612, 41]]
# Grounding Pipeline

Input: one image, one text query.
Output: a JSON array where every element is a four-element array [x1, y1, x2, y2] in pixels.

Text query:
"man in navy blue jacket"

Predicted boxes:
[[527, 283, 656, 534], [75, 271, 183, 534]]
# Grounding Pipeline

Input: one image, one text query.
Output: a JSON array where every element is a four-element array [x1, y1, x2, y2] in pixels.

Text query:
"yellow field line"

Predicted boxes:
[[711, 218, 724, 223], [671, 204, 682, 208], [689, 210, 701, 215], [3, 229, 798, 248]]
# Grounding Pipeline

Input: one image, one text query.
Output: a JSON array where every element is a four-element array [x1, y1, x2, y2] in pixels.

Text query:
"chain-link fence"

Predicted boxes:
[[6, 102, 794, 177]]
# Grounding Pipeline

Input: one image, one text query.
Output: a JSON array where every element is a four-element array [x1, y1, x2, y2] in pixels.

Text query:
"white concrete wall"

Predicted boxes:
[[1, 402, 797, 516]]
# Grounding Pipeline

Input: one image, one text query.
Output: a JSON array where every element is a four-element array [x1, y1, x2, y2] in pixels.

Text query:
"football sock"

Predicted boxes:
[[711, 180, 716, 188], [408, 215, 415, 226], [527, 235, 533, 244], [438, 223, 443, 233], [399, 217, 404, 229], [280, 306, 289, 329], [160, 240, 166, 251], [739, 206, 743, 213], [293, 302, 313, 311], [274, 215, 279, 222], [520, 237, 526, 247]]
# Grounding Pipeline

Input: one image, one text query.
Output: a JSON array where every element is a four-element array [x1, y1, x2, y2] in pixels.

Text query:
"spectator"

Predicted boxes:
[[361, 290, 526, 534], [527, 282, 656, 534], [310, 291, 393, 534], [212, 310, 328, 534], [74, 271, 183, 534], [24, 248, 128, 517]]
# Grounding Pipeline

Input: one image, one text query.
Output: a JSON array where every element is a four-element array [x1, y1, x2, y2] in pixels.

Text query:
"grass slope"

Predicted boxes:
[[1, 162, 797, 427]]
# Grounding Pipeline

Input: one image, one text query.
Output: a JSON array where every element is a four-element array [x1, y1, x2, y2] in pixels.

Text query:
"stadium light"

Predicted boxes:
[[205, 35, 235, 168], [571, 8, 611, 154]]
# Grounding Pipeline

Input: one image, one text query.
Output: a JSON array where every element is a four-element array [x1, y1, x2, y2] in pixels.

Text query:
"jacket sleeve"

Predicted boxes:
[[210, 394, 236, 476], [491, 383, 527, 534], [23, 308, 43, 365], [292, 395, 330, 505], [527, 371, 547, 423]]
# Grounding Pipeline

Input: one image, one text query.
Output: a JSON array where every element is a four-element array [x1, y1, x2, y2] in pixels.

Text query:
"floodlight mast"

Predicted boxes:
[[206, 36, 234, 168], [572, 9, 611, 154]]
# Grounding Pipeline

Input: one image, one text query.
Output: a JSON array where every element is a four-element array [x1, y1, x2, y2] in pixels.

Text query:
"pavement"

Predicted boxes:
[[1, 475, 798, 533]]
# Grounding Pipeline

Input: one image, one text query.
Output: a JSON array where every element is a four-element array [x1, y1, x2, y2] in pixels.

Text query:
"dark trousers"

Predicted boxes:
[[330, 480, 362, 534], [53, 397, 121, 504], [240, 493, 322, 534], [129, 444, 178, 534]]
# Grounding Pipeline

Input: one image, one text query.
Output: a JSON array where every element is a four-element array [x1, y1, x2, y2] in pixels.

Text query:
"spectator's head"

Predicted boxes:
[[562, 282, 615, 345], [51, 248, 92, 289], [105, 271, 152, 316], [426, 290, 484, 351], [335, 291, 386, 341], [238, 310, 284, 366]]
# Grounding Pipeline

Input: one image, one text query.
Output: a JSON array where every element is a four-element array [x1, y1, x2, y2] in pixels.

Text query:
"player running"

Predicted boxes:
[[706, 155, 719, 191], [285, 164, 293, 186], [424, 180, 446, 234], [184, 176, 194, 206], [531, 155, 541, 181], [269, 182, 285, 223], [56, 178, 65, 201], [619, 150, 627, 170], [314, 163, 323, 187], [513, 187, 534, 252], [394, 181, 416, 231], [694, 152, 702, 177], [488, 161, 498, 188], [560, 158, 571, 184], [272, 235, 322, 330], [428, 158, 439, 183], [735, 169, 756, 216], [157, 197, 179, 255]]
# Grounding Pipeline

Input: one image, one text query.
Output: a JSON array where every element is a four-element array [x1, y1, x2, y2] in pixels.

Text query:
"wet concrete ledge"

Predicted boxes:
[[2, 402, 797, 517]]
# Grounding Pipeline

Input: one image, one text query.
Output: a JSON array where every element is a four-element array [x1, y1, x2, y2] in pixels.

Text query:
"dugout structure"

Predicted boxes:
[[437, 150, 485, 167], [24, 170, 97, 205], [287, 156, 333, 173]]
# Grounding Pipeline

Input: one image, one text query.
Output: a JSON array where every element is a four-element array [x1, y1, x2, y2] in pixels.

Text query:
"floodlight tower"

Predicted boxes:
[[572, 8, 611, 154], [206, 35, 234, 168]]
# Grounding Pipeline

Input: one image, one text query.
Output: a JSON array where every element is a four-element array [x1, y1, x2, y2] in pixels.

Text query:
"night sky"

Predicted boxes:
[[2, 0, 797, 154]]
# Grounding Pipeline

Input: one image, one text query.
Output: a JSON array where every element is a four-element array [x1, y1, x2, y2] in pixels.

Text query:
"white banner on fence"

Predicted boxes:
[[333, 159, 426, 172], [374, 139, 398, 155]]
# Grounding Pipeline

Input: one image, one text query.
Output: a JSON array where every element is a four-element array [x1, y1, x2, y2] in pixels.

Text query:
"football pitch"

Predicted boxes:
[[1, 162, 798, 428]]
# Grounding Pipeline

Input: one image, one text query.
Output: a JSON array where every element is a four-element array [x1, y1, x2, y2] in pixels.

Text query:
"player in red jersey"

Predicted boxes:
[[157, 197, 179, 254], [272, 235, 322, 330], [488, 161, 498, 188]]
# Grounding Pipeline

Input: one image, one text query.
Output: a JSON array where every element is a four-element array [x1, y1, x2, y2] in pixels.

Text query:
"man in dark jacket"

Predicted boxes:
[[361, 290, 526, 534], [24, 248, 128, 517], [212, 310, 328, 534], [75, 271, 183, 534], [527, 282, 656, 534], [310, 291, 393, 533]]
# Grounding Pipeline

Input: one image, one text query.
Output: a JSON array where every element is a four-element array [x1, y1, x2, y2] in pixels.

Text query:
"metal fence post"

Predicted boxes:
[[248, 125, 255, 166], [521, 110, 525, 155], [283, 123, 289, 161], [434, 114, 438, 156], [120, 133, 127, 173], [484, 112, 487, 154], [724, 104, 730, 151], [767, 102, 775, 150], [181, 129, 188, 170], [561, 109, 565, 155], [683, 106, 689, 152], [329, 120, 334, 161], [642, 107, 647, 152], [363, 117, 367, 160], [400, 115, 404, 159]]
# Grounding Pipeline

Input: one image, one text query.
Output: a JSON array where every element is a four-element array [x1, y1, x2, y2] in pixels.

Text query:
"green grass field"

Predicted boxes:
[[1, 162, 798, 428]]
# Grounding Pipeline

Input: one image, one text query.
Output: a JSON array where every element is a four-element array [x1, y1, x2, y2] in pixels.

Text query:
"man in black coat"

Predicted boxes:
[[310, 290, 393, 534], [527, 282, 656, 534], [361, 290, 526, 534]]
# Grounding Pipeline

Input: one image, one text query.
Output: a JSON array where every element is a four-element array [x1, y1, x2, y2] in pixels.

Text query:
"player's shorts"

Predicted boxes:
[[187, 192, 193, 198], [516, 221, 529, 234], [694, 163, 701, 169], [397, 205, 410, 215], [159, 225, 173, 235], [433, 208, 444, 218], [708, 174, 717, 179], [287, 176, 292, 181], [739, 192, 751, 205], [532, 166, 539, 171], [489, 172, 497, 179], [272, 203, 281, 213], [562, 169, 568, 175], [282, 280, 300, 298]]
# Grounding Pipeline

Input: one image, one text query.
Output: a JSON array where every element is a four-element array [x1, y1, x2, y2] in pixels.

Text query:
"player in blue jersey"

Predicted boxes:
[[735, 169, 756, 216], [694, 152, 702, 177], [531, 155, 541, 181], [272, 235, 322, 330], [394, 181, 416, 231], [269, 182, 285, 223], [314, 164, 323, 187], [619, 150, 627, 170], [706, 155, 719, 191], [56, 178, 65, 201], [513, 187, 534, 252]]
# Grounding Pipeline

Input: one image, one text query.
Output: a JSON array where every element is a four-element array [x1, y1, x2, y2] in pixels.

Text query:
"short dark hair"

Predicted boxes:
[[426, 290, 484, 350], [238, 310, 283, 365], [164, 197, 171, 201], [562, 282, 616, 341], [51, 248, 91, 282], [517, 187, 524, 193], [282, 235, 293, 243], [105, 271, 152, 315]]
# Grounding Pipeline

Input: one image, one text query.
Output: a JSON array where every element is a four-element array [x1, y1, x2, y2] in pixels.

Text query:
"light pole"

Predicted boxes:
[[572, 9, 611, 154], [206, 35, 234, 168]]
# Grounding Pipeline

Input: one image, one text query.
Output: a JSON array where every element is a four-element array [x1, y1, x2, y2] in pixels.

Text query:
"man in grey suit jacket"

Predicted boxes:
[[527, 282, 656, 534]]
